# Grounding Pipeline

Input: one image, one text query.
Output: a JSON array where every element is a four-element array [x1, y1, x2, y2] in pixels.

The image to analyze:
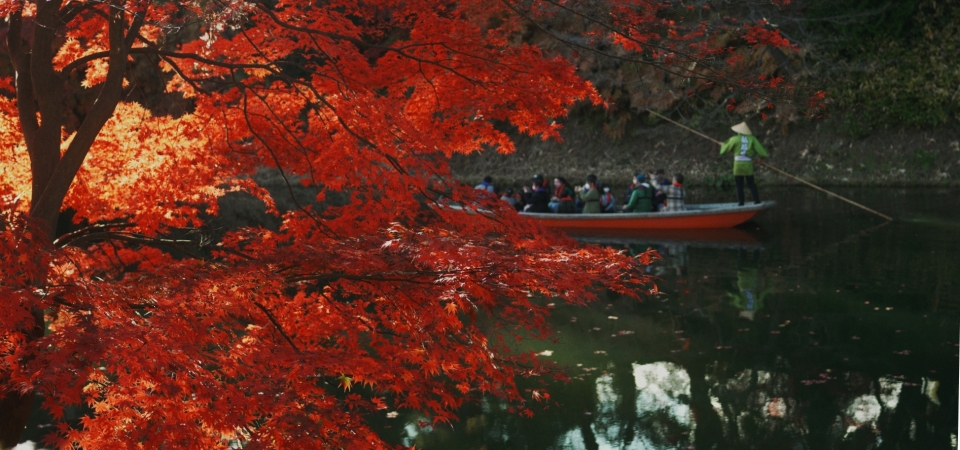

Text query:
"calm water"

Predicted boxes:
[[373, 187, 960, 450]]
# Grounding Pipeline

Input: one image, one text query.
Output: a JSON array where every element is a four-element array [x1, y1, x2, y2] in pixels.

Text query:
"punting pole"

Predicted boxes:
[[646, 109, 893, 221]]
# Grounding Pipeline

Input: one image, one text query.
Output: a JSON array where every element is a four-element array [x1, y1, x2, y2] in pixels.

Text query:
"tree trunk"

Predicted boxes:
[[0, 2, 139, 445], [0, 309, 45, 449]]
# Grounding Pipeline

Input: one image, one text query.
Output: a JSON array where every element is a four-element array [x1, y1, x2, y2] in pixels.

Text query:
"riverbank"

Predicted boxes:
[[450, 116, 960, 189]]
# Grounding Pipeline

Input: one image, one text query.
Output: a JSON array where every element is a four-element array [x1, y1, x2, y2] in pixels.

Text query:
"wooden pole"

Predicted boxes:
[[646, 109, 893, 221]]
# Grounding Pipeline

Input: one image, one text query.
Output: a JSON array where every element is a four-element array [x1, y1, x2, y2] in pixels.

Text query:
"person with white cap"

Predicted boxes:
[[720, 121, 769, 205]]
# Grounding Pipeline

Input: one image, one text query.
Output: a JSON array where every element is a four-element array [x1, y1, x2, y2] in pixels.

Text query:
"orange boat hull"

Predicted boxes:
[[522, 202, 775, 231]]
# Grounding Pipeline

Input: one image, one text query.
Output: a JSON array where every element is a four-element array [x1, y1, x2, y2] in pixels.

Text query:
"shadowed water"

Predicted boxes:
[[373, 186, 960, 450]]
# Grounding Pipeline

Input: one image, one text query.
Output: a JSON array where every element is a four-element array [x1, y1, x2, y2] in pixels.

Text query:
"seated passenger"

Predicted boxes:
[[501, 188, 516, 207], [622, 174, 655, 213], [660, 173, 686, 212], [549, 177, 576, 213], [651, 169, 667, 211], [577, 175, 601, 214], [654, 169, 669, 187], [624, 170, 643, 199], [474, 175, 495, 193], [523, 174, 551, 213], [600, 186, 616, 212]]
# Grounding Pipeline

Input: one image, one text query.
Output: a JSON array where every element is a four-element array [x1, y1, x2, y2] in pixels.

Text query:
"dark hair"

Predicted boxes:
[[483, 175, 492, 183], [532, 173, 544, 182], [505, 188, 514, 195], [586, 174, 597, 183], [656, 168, 665, 175], [674, 173, 684, 184]]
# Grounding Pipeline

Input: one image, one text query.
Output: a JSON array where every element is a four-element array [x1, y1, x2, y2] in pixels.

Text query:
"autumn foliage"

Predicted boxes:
[[0, 0, 794, 448]]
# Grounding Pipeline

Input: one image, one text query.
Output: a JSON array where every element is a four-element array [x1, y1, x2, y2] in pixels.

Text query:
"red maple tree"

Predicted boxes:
[[0, 1, 795, 448]]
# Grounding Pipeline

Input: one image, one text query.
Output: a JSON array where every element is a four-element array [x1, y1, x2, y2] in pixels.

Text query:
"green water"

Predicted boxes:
[[374, 187, 960, 450]]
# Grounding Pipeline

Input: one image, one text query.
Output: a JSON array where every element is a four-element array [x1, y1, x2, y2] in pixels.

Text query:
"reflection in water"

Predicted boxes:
[[878, 376, 902, 410], [630, 363, 692, 448], [557, 363, 693, 450], [845, 395, 882, 437], [647, 244, 688, 277], [727, 249, 770, 321]]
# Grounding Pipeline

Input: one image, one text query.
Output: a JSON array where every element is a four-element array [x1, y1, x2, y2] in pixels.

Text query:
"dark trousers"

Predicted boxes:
[[735, 175, 760, 205], [653, 193, 666, 210]]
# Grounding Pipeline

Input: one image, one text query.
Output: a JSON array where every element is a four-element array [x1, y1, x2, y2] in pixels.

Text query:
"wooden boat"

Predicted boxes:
[[522, 201, 775, 232]]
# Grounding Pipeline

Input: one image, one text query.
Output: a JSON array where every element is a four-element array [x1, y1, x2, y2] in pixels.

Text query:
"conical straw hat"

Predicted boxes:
[[731, 122, 752, 135]]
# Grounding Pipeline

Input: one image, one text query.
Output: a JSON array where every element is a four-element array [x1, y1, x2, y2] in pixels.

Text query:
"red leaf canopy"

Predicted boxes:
[[0, 0, 773, 447]]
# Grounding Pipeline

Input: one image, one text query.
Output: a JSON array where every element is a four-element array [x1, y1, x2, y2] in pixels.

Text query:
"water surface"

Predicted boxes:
[[375, 186, 960, 450]]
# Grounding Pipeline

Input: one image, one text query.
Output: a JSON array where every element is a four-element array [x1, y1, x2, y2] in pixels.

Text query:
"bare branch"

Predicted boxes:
[[252, 301, 301, 353]]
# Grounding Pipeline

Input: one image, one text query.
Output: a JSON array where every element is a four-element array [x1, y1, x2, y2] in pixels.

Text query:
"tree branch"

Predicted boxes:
[[60, 47, 277, 77], [284, 267, 493, 285], [58, 231, 204, 255], [6, 8, 39, 150], [252, 301, 301, 354]]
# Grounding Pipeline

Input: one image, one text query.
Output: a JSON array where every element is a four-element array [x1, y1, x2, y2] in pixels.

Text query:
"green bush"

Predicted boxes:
[[806, 0, 920, 56], [824, 0, 960, 133]]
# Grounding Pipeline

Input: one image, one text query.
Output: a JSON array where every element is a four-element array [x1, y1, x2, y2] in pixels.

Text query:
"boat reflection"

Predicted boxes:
[[575, 225, 766, 279], [570, 225, 767, 249]]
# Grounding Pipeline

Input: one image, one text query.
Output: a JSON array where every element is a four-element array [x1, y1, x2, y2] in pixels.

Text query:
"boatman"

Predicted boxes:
[[720, 122, 768, 205]]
